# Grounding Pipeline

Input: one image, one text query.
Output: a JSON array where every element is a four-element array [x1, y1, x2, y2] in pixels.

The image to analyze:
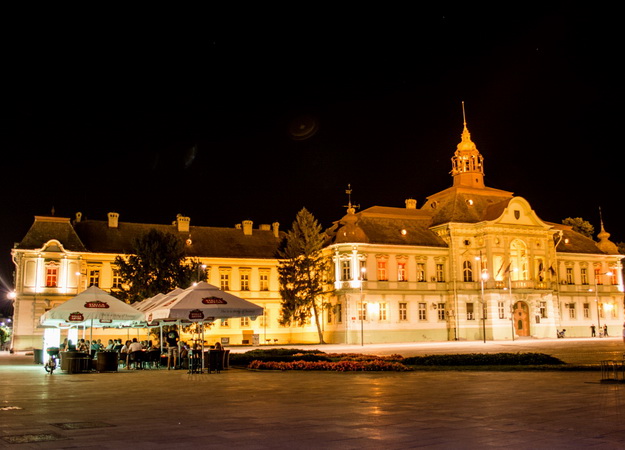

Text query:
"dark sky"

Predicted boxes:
[[2, 4, 623, 300]]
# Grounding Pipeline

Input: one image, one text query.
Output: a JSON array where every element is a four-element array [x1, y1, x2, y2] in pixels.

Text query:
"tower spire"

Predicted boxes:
[[344, 184, 359, 215], [450, 102, 485, 188]]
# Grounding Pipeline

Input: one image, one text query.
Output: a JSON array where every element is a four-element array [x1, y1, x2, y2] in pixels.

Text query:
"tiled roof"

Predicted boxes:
[[74, 221, 283, 259], [327, 207, 447, 247], [16, 217, 283, 259], [550, 223, 606, 254], [15, 217, 87, 252], [426, 187, 514, 226]]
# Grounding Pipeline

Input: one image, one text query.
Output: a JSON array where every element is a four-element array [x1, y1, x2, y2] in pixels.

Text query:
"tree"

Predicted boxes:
[[562, 217, 594, 239], [277, 208, 331, 344], [114, 228, 205, 304]]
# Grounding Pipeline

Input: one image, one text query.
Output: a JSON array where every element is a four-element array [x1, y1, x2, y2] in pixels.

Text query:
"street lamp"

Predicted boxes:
[[593, 271, 613, 335]]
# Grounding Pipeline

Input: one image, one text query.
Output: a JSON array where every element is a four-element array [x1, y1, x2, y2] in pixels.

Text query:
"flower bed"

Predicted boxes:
[[248, 359, 412, 372]]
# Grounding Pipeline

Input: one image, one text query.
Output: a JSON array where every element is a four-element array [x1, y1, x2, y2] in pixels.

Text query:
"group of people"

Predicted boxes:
[[58, 328, 227, 370], [590, 324, 610, 338]]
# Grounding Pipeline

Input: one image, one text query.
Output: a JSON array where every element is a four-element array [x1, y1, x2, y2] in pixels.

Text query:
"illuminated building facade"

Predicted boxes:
[[9, 120, 624, 350], [323, 121, 624, 344]]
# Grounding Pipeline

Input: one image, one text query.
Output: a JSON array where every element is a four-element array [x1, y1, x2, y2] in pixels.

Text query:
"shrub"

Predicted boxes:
[[402, 352, 564, 366]]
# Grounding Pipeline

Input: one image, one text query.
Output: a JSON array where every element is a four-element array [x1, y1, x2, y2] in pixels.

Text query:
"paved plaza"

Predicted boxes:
[[1, 338, 624, 449]]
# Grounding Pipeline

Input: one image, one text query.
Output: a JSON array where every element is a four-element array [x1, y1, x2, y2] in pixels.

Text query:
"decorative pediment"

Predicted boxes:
[[491, 197, 551, 229], [39, 239, 68, 254]]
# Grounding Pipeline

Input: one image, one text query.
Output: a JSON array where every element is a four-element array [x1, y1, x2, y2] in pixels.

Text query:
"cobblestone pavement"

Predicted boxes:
[[1, 338, 623, 449]]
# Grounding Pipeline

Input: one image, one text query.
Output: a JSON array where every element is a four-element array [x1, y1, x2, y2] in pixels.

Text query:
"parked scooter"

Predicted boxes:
[[556, 329, 566, 338]]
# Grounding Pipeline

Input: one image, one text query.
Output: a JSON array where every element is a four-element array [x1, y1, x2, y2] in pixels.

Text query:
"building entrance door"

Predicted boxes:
[[513, 301, 530, 337]]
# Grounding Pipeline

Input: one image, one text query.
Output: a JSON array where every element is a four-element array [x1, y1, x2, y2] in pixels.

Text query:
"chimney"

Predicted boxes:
[[405, 198, 417, 209], [242, 220, 253, 235], [108, 212, 119, 228], [75, 212, 82, 223], [176, 214, 190, 232], [272, 222, 280, 238]]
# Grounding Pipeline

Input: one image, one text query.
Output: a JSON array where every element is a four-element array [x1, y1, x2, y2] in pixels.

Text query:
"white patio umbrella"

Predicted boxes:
[[40, 286, 146, 346], [145, 282, 263, 323], [134, 293, 166, 312], [145, 282, 263, 370]]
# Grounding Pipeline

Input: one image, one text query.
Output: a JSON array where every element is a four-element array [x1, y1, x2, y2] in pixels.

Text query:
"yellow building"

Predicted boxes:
[[324, 121, 624, 343], [9, 119, 624, 350], [10, 215, 298, 351]]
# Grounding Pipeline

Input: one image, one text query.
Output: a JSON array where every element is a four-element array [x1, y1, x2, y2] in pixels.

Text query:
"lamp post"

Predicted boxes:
[[360, 268, 366, 346], [480, 268, 489, 343], [507, 272, 515, 342], [195, 264, 207, 284], [594, 271, 613, 335], [476, 255, 489, 344]]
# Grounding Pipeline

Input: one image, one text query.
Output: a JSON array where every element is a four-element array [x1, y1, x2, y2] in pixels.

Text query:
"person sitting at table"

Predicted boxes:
[[64, 338, 76, 351], [105, 339, 115, 351], [113, 339, 124, 352], [214, 341, 223, 351], [77, 339, 89, 353], [128, 338, 144, 369], [119, 340, 131, 368]]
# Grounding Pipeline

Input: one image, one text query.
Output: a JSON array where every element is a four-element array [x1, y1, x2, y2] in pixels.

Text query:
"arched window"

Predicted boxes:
[[510, 240, 528, 281], [463, 260, 473, 282]]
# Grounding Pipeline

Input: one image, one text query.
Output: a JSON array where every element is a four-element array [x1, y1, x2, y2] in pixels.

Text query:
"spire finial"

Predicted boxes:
[[599, 206, 605, 231], [344, 184, 359, 214], [462, 101, 467, 127]]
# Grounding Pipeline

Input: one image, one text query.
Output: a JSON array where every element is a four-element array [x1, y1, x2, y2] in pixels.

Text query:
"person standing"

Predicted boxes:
[[604, 324, 609, 337], [590, 324, 596, 337], [165, 327, 179, 370]]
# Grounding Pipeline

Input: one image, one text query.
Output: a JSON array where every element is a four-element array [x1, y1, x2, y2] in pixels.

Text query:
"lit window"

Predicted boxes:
[[377, 261, 388, 281], [112, 269, 122, 289], [379, 303, 387, 321], [88, 269, 100, 287], [581, 268, 588, 285], [418, 303, 427, 321], [568, 303, 576, 319], [540, 302, 547, 319], [463, 261, 473, 282], [259, 271, 269, 291], [467, 303, 475, 320], [358, 302, 367, 321], [436, 264, 445, 282], [566, 268, 574, 285], [341, 260, 351, 281], [437, 303, 446, 320], [416, 263, 425, 282], [498, 301, 505, 319], [240, 317, 249, 327], [398, 302, 407, 321], [46, 264, 59, 287], [240, 272, 250, 291], [397, 262, 407, 281]]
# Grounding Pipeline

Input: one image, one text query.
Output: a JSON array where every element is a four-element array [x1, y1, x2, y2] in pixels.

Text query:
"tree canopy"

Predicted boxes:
[[114, 228, 205, 303], [277, 208, 331, 344], [562, 217, 594, 239]]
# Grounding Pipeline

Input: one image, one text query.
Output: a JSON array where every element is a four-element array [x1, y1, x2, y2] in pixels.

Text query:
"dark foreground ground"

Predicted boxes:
[[1, 337, 623, 449]]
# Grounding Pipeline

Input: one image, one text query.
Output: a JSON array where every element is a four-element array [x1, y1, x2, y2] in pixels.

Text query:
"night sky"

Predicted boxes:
[[2, 4, 623, 302]]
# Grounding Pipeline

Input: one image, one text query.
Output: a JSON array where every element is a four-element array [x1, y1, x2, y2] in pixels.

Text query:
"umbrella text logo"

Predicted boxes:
[[189, 309, 205, 320], [68, 312, 84, 322], [201, 297, 227, 304], [84, 301, 110, 309]]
